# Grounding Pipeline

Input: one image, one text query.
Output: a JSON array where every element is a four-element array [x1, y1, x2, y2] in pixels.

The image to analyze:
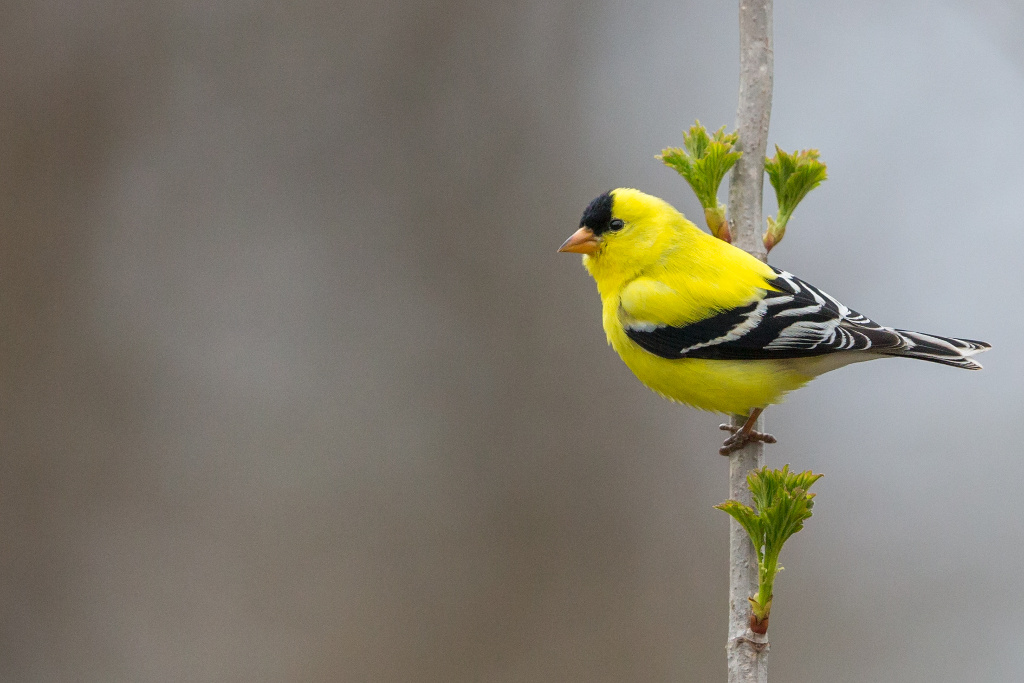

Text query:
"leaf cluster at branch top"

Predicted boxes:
[[658, 121, 741, 241], [715, 465, 823, 632], [763, 146, 828, 251]]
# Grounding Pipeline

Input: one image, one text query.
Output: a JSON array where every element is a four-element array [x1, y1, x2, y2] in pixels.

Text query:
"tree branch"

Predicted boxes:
[[725, 0, 773, 681]]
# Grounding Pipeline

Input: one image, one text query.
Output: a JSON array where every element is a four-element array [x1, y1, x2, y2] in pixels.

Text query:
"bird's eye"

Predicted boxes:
[[609, 219, 625, 231]]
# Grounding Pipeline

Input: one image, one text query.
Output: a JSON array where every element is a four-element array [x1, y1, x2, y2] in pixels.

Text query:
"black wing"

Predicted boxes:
[[623, 268, 905, 361]]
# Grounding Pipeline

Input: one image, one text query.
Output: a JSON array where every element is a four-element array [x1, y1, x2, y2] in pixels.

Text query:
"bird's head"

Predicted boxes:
[[559, 188, 686, 286]]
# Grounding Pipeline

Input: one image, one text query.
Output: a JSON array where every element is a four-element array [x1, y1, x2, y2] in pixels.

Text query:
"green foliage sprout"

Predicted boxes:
[[715, 465, 823, 632], [658, 121, 742, 242], [763, 146, 828, 252]]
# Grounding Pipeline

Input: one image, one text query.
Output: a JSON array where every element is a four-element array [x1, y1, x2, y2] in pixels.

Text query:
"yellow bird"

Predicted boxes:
[[559, 188, 990, 454]]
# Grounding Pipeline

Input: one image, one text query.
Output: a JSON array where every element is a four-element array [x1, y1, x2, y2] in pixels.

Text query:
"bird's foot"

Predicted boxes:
[[718, 424, 777, 456]]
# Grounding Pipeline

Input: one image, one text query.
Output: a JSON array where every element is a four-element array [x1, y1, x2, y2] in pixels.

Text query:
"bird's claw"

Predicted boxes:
[[718, 424, 777, 456]]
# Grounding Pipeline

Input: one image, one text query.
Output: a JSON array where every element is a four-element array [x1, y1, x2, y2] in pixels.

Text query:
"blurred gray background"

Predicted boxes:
[[2, 0, 1020, 680]]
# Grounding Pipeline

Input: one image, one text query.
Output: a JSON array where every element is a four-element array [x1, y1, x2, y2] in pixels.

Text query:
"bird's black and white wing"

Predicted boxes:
[[623, 268, 990, 369]]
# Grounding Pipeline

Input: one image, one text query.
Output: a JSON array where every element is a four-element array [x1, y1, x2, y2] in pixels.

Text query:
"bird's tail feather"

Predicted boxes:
[[884, 330, 991, 370]]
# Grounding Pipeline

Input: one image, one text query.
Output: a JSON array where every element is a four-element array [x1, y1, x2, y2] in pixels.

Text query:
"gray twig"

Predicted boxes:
[[725, 0, 773, 681]]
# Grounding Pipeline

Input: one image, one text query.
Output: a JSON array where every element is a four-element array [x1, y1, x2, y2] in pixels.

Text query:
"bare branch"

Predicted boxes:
[[729, 0, 773, 261], [725, 0, 773, 681]]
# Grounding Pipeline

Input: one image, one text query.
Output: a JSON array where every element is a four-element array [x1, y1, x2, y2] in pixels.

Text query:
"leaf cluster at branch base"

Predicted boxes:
[[715, 465, 823, 632]]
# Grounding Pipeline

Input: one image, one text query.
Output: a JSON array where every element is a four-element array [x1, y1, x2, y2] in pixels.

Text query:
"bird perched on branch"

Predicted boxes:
[[559, 188, 990, 455]]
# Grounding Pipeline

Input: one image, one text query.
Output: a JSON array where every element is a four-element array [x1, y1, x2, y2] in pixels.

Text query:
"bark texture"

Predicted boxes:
[[725, 0, 773, 681]]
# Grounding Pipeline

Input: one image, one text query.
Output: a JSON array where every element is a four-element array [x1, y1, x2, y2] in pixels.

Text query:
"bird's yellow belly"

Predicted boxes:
[[606, 321, 815, 415]]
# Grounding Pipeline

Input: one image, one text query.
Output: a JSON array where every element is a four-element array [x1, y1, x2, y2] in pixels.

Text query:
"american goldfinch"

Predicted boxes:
[[559, 188, 990, 454]]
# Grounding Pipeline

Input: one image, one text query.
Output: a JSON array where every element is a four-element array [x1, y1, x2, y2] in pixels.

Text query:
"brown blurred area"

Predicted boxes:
[[4, 1, 1022, 681], [1, 2, 723, 680]]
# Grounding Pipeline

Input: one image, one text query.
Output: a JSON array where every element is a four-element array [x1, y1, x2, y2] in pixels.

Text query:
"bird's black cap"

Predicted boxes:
[[580, 190, 614, 235]]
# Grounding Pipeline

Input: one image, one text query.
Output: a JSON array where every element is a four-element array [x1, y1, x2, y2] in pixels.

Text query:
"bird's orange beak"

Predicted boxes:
[[558, 227, 600, 254]]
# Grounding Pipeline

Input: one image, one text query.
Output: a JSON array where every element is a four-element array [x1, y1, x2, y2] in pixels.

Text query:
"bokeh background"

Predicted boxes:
[[3, 0, 1021, 680]]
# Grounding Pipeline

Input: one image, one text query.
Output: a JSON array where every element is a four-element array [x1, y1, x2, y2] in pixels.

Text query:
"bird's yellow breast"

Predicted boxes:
[[600, 295, 815, 415]]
